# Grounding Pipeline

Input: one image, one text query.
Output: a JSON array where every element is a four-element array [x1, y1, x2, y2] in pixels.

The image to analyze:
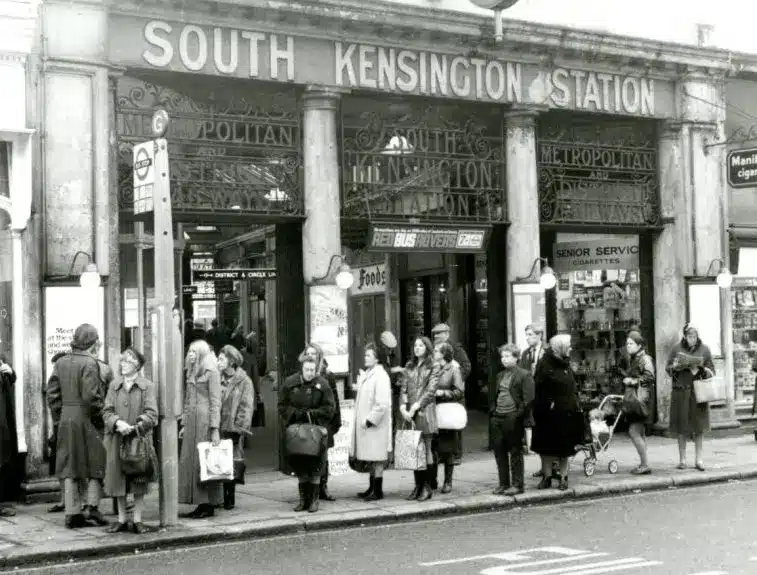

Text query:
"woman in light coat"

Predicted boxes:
[[102, 348, 158, 534], [400, 336, 438, 501], [351, 343, 392, 501], [178, 340, 222, 519], [218, 345, 255, 510]]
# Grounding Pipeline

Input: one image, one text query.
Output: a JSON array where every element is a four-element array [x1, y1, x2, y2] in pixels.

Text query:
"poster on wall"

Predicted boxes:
[[43, 286, 106, 384], [687, 282, 723, 357], [511, 283, 547, 351], [309, 285, 349, 374], [553, 237, 640, 273], [327, 399, 354, 477]]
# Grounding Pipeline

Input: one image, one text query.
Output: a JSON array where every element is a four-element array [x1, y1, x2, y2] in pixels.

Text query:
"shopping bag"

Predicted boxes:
[[693, 378, 728, 404], [435, 402, 468, 430], [197, 439, 234, 482], [119, 430, 155, 478], [393, 425, 426, 470]]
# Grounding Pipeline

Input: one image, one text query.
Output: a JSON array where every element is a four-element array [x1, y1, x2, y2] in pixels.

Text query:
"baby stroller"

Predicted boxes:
[[577, 394, 624, 477]]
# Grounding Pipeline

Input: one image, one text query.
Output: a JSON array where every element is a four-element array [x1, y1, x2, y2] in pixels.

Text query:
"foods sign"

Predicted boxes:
[[552, 238, 640, 272]]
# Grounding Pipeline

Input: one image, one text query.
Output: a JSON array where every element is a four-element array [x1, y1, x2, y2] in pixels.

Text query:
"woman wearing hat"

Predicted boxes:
[[618, 331, 655, 475], [666, 324, 715, 471], [217, 345, 255, 510], [102, 348, 158, 534]]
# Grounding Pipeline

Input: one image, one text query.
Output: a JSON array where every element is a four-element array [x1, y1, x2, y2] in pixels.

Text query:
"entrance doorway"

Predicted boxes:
[[349, 294, 385, 390]]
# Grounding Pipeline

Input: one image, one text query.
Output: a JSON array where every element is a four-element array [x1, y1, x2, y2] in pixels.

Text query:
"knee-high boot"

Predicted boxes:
[[441, 464, 454, 494], [416, 467, 434, 501], [406, 471, 422, 500], [294, 483, 309, 512]]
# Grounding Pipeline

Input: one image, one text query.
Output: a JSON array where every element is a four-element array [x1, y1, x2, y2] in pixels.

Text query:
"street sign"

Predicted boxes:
[[132, 140, 157, 214], [192, 268, 277, 282], [727, 148, 757, 188]]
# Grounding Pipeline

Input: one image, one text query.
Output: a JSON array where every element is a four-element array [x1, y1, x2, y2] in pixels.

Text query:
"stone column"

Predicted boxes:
[[301, 87, 343, 285], [653, 122, 688, 429], [504, 109, 541, 343]]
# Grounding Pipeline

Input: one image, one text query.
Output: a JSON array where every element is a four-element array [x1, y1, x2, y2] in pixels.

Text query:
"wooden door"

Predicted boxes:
[[349, 295, 385, 382]]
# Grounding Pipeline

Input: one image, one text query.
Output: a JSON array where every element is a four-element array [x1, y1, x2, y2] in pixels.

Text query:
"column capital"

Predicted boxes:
[[504, 105, 548, 128], [660, 120, 683, 140], [302, 85, 349, 112]]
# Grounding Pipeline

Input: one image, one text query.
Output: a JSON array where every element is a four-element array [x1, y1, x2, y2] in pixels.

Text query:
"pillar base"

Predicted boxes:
[[19, 477, 60, 505]]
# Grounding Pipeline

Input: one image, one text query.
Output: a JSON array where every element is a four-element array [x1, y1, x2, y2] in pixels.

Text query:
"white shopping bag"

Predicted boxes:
[[197, 439, 234, 482]]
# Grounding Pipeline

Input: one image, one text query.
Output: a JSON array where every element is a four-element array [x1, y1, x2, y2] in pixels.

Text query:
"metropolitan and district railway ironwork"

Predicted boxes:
[[341, 97, 507, 224], [116, 77, 303, 220], [537, 115, 660, 228]]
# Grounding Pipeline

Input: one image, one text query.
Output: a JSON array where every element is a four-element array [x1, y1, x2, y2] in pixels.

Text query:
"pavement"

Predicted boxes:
[[3, 432, 757, 571], [10, 477, 757, 575]]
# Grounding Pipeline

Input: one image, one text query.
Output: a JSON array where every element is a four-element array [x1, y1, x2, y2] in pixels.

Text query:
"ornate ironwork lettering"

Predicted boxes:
[[341, 98, 506, 223], [116, 77, 303, 219], [537, 115, 660, 227]]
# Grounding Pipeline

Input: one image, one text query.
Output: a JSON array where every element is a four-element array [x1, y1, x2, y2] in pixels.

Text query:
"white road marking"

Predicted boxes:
[[482, 557, 663, 575], [419, 547, 592, 567], [687, 572, 728, 575]]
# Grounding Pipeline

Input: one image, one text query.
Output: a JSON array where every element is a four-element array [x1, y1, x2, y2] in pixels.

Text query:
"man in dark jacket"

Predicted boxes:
[[491, 344, 535, 495], [518, 324, 546, 457], [47, 324, 109, 529], [0, 357, 17, 517]]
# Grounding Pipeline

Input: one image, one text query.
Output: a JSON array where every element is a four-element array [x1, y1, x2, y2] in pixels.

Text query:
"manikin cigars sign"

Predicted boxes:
[[107, 18, 676, 118]]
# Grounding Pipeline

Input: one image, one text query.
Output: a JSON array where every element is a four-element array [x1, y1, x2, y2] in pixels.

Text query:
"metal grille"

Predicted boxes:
[[116, 76, 303, 221], [537, 114, 660, 228], [341, 96, 506, 224]]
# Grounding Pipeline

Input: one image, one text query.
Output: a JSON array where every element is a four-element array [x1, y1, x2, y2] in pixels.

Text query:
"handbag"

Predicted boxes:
[[119, 429, 154, 477], [622, 387, 648, 419], [693, 377, 728, 404], [285, 413, 328, 457], [435, 402, 468, 430], [393, 423, 426, 471], [197, 439, 234, 482]]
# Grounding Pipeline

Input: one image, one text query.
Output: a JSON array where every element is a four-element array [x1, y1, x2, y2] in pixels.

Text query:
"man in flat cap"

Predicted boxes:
[[47, 323, 110, 529]]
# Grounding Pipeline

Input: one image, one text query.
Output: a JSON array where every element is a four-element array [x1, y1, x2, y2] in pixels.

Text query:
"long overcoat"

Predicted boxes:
[[400, 360, 439, 435], [220, 367, 255, 468], [46, 352, 107, 480], [102, 376, 159, 497], [179, 363, 223, 506], [666, 341, 714, 436], [350, 365, 392, 463]]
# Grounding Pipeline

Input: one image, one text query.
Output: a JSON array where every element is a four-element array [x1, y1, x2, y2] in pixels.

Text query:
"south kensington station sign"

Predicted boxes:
[[107, 17, 676, 118]]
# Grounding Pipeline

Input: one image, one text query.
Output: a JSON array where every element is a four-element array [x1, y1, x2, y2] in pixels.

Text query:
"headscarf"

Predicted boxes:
[[549, 334, 572, 359], [298, 342, 325, 374], [681, 323, 701, 351]]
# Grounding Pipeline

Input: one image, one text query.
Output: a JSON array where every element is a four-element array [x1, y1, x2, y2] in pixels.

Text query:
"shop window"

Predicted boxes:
[[732, 250, 757, 406]]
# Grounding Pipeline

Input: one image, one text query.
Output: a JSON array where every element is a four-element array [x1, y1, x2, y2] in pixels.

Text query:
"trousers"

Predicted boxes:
[[491, 413, 524, 489], [64, 478, 100, 515]]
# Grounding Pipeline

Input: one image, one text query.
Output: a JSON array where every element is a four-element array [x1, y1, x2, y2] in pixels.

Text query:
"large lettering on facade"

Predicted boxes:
[[127, 18, 667, 117]]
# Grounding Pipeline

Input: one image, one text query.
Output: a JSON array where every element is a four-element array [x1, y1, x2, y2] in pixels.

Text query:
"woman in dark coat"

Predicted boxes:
[[278, 358, 336, 513], [102, 348, 158, 534], [431, 342, 465, 494], [531, 334, 583, 491], [618, 330, 655, 474], [217, 345, 255, 510], [0, 358, 17, 517], [666, 323, 715, 471], [299, 343, 341, 502]]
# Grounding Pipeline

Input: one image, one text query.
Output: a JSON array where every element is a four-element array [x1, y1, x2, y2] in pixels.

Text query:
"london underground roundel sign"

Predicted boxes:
[[467, 0, 520, 10]]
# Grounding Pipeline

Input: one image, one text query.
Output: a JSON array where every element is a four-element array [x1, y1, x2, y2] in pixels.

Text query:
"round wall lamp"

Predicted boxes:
[[706, 257, 733, 289], [335, 263, 355, 290], [309, 254, 355, 291], [517, 257, 557, 291]]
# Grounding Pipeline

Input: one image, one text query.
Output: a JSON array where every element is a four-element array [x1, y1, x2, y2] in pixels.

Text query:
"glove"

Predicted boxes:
[[115, 420, 132, 435], [365, 419, 374, 428]]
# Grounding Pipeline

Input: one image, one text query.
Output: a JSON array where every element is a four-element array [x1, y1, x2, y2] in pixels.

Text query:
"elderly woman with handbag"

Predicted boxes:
[[278, 358, 336, 513], [102, 348, 158, 534], [431, 342, 465, 494], [666, 323, 716, 471], [178, 340, 223, 519], [217, 345, 255, 511], [399, 336, 439, 502]]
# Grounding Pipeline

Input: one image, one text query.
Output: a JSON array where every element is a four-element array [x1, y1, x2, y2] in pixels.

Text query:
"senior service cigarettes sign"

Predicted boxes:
[[552, 238, 639, 272]]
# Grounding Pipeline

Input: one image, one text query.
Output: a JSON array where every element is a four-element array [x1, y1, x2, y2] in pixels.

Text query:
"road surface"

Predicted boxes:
[[10, 480, 757, 575]]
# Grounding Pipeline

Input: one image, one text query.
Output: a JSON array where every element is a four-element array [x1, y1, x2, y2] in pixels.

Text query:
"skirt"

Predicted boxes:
[[434, 430, 463, 465], [531, 409, 587, 458], [669, 385, 710, 436]]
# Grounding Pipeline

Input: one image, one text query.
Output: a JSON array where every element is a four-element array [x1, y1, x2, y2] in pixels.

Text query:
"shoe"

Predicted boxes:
[[676, 461, 687, 470], [406, 471, 422, 501], [695, 462, 706, 472], [558, 478, 569, 491], [320, 484, 336, 502], [65, 514, 88, 529], [503, 487, 524, 496], [181, 504, 214, 519], [357, 476, 375, 499], [427, 464, 439, 491], [536, 478, 552, 490], [493, 486, 507, 495], [0, 506, 16, 517], [440, 465, 454, 494], [105, 522, 130, 534], [364, 478, 384, 501], [130, 522, 155, 534], [179, 507, 203, 519], [48, 503, 65, 514], [416, 469, 434, 501], [631, 466, 652, 475], [83, 506, 109, 527], [223, 484, 236, 510], [416, 484, 433, 501], [307, 486, 320, 513], [294, 484, 309, 513]]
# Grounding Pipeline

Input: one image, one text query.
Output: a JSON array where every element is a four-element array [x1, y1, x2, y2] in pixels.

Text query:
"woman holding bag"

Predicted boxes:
[[432, 342, 465, 494], [399, 337, 439, 501], [217, 345, 255, 510], [102, 348, 158, 534], [618, 331, 655, 475], [666, 323, 715, 471], [178, 340, 223, 519], [278, 358, 335, 513], [351, 343, 392, 501]]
